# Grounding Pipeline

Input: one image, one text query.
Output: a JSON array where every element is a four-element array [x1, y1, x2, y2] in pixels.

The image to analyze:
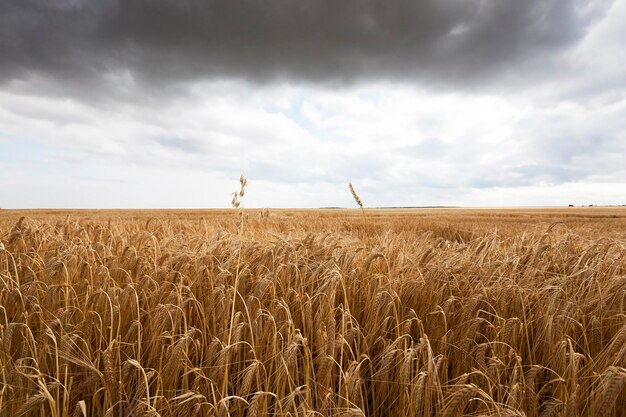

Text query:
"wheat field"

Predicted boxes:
[[1, 207, 625, 417]]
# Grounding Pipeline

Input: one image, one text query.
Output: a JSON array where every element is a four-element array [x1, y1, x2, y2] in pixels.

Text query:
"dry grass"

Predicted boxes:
[[1, 207, 625, 416]]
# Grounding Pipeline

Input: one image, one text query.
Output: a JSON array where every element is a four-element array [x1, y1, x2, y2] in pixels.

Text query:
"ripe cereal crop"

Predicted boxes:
[[1, 207, 625, 416]]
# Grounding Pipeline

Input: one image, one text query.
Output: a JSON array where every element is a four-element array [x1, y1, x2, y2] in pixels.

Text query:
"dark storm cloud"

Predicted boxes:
[[0, 0, 608, 93]]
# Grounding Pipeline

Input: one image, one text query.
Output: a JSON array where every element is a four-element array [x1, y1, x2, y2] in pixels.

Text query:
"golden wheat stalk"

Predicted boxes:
[[349, 182, 363, 210]]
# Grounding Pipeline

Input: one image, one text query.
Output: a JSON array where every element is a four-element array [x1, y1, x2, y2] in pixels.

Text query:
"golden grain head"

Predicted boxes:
[[348, 182, 363, 209]]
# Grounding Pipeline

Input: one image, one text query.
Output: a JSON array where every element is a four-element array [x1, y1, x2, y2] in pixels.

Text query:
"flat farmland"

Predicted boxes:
[[1, 208, 625, 416]]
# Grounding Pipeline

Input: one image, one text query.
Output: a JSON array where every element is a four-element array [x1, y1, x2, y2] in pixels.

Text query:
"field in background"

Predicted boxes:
[[1, 208, 625, 416]]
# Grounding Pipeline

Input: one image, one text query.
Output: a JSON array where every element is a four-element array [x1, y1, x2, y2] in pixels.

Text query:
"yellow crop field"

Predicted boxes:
[[1, 207, 625, 416]]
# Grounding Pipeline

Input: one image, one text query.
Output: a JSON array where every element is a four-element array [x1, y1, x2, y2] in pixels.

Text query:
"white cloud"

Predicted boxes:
[[2, 75, 625, 208]]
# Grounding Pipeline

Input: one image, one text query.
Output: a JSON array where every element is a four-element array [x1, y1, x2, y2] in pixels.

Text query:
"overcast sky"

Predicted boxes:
[[1, 0, 625, 208]]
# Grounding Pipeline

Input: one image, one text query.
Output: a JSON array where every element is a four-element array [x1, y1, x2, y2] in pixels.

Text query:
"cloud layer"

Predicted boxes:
[[1, 0, 625, 208], [0, 0, 611, 92]]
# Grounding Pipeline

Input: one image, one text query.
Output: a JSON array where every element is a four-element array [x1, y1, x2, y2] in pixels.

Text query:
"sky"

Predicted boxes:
[[1, 0, 625, 208]]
